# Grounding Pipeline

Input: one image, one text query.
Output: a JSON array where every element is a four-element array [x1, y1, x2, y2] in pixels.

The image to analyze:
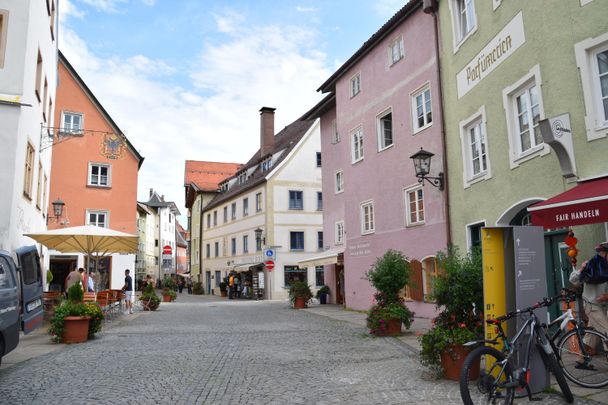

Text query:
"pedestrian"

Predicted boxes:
[[178, 277, 184, 294], [228, 273, 235, 299], [234, 275, 241, 299], [122, 269, 134, 314], [143, 274, 153, 291], [87, 271, 95, 292], [79, 268, 88, 291], [570, 242, 608, 354], [187, 278, 192, 294], [65, 266, 82, 292]]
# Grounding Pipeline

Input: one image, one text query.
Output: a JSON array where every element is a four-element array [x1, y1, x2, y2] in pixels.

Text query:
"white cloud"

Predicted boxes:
[[59, 10, 329, 221], [296, 6, 318, 13], [60, 0, 86, 20], [141, 0, 156, 5], [373, 0, 408, 18], [212, 11, 246, 34], [78, 0, 128, 13]]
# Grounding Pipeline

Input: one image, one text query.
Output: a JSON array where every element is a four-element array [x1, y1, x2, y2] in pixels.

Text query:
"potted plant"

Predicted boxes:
[[49, 283, 104, 343], [316, 285, 331, 305], [419, 246, 483, 380], [140, 283, 160, 311], [364, 250, 414, 337], [288, 280, 313, 309], [219, 281, 228, 297], [162, 277, 177, 302], [192, 281, 204, 295]]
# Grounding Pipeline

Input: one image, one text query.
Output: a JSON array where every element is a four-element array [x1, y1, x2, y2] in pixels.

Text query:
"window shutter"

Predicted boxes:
[[409, 260, 424, 302], [399, 39, 404, 59]]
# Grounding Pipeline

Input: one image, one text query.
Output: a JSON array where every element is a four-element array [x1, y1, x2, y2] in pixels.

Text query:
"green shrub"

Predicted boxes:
[[367, 302, 414, 334], [67, 283, 84, 303], [162, 277, 176, 290], [288, 280, 313, 304], [192, 281, 204, 295], [315, 285, 330, 299], [364, 249, 410, 304], [48, 299, 104, 343]]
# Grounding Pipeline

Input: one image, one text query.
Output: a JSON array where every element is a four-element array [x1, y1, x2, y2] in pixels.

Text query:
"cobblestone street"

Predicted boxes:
[[0, 294, 602, 404]]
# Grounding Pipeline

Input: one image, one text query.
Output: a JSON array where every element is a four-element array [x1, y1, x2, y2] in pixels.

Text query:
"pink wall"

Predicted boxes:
[[320, 7, 446, 318]]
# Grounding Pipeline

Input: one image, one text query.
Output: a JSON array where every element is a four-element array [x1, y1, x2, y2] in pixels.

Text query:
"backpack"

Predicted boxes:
[[579, 254, 608, 284]]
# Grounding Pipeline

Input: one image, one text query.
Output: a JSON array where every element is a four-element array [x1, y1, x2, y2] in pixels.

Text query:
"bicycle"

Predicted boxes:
[[548, 289, 608, 388], [459, 293, 574, 405]]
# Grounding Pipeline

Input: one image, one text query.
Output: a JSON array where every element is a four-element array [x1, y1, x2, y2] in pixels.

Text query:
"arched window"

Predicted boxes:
[[423, 256, 442, 301]]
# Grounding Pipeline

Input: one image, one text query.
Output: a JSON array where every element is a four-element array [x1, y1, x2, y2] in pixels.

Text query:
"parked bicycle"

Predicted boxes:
[[459, 292, 574, 405]]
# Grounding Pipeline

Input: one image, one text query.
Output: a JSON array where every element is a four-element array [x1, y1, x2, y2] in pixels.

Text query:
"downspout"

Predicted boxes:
[[429, 6, 452, 246]]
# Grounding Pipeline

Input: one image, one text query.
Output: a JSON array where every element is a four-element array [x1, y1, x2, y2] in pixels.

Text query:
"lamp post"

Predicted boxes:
[[254, 227, 269, 300], [410, 148, 444, 191], [47, 198, 65, 225]]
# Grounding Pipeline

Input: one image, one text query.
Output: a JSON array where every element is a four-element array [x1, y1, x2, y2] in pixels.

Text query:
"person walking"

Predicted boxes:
[[178, 278, 184, 294], [65, 266, 82, 292], [234, 275, 241, 299], [228, 273, 235, 299], [123, 269, 134, 314], [570, 242, 608, 350], [187, 278, 192, 294]]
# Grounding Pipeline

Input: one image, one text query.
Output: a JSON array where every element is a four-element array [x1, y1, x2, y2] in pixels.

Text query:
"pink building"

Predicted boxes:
[[303, 0, 448, 317]]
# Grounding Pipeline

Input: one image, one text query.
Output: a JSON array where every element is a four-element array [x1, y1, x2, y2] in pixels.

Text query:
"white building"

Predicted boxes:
[[0, 1, 58, 257], [201, 107, 323, 300], [136, 202, 156, 280]]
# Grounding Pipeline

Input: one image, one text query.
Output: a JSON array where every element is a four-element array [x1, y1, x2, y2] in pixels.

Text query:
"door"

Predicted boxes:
[[544, 231, 570, 320], [334, 264, 344, 305], [49, 256, 77, 293], [409, 260, 424, 302], [206, 271, 211, 294], [15, 246, 44, 334]]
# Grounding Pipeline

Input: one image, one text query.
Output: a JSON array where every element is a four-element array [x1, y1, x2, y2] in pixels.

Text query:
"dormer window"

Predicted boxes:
[[261, 156, 273, 172], [237, 172, 247, 184]]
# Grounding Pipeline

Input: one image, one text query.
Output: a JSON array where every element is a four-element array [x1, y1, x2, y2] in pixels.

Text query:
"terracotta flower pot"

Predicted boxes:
[[373, 318, 402, 337], [62, 316, 91, 344], [220, 291, 227, 297], [441, 345, 479, 381], [162, 294, 172, 302], [293, 296, 306, 309]]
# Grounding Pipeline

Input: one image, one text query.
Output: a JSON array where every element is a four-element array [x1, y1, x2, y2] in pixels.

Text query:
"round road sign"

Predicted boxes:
[[264, 260, 275, 271], [163, 245, 172, 255]]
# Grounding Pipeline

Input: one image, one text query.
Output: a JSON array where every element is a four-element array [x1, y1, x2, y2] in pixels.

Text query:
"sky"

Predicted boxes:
[[58, 0, 407, 227]]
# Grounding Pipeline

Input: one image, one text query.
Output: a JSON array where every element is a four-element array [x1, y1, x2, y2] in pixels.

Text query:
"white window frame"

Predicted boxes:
[[243, 235, 249, 254], [448, 0, 477, 53], [86, 210, 109, 228], [411, 83, 433, 133], [0, 9, 9, 69], [376, 107, 394, 151], [502, 64, 549, 168], [88, 163, 111, 187], [466, 220, 486, 251], [335, 170, 344, 194], [459, 105, 492, 188], [335, 221, 345, 245], [360, 200, 375, 235], [492, 0, 502, 10], [575, 32, 608, 140], [350, 72, 361, 98], [388, 35, 405, 66], [404, 185, 425, 227], [255, 192, 262, 212], [61, 111, 84, 135], [350, 127, 364, 163]]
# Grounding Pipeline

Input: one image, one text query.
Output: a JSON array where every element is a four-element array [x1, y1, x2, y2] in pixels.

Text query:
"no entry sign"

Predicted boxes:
[[265, 260, 275, 271], [163, 245, 172, 255]]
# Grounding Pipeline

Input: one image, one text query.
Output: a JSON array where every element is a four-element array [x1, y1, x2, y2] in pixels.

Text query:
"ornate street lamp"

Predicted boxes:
[[410, 148, 444, 191], [47, 198, 66, 224]]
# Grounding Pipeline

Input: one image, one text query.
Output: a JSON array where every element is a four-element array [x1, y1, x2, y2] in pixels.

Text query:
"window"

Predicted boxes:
[[317, 192, 323, 211], [575, 34, 608, 140], [18, 248, 41, 285], [335, 171, 344, 193], [87, 210, 109, 228], [88, 163, 110, 187], [389, 36, 404, 65], [453, 0, 476, 44], [289, 190, 303, 210], [331, 119, 340, 144], [36, 163, 43, 209], [243, 198, 249, 216], [42, 78, 48, 122], [261, 157, 273, 171], [255, 192, 262, 212], [315, 266, 324, 287], [207, 214, 211, 228], [317, 231, 324, 250], [23, 142, 35, 199], [223, 206, 228, 223], [35, 50, 43, 101], [0, 257, 16, 289], [49, 0, 56, 40], [502, 65, 546, 166], [290, 231, 304, 251], [62, 112, 83, 134], [360, 201, 375, 234], [284, 266, 307, 287], [0, 10, 8, 68], [214, 242, 219, 257], [412, 85, 432, 132], [468, 120, 487, 176], [351, 127, 364, 163], [335, 221, 345, 245], [316, 152, 322, 167], [213, 211, 217, 226], [243, 235, 249, 254], [256, 235, 262, 252], [155, 239, 159, 247], [377, 109, 393, 150], [42, 174, 47, 216], [215, 271, 221, 287], [350, 73, 361, 97], [460, 106, 491, 186], [206, 243, 210, 258], [405, 186, 425, 226], [231, 202, 237, 220], [467, 222, 485, 250], [231, 238, 236, 256]]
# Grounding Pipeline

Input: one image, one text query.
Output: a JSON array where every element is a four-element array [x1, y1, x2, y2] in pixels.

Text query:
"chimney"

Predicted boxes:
[[260, 107, 276, 157], [149, 188, 154, 197]]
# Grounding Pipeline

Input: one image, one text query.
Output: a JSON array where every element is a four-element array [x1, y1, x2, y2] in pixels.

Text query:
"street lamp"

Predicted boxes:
[[410, 148, 444, 191], [254, 227, 265, 249], [47, 198, 66, 224]]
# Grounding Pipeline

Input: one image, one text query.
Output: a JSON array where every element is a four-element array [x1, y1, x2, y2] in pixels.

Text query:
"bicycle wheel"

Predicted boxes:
[[460, 346, 515, 405], [558, 328, 608, 388], [539, 348, 574, 403]]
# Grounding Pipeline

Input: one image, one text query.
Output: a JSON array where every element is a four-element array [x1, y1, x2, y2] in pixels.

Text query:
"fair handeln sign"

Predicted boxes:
[[457, 11, 526, 99]]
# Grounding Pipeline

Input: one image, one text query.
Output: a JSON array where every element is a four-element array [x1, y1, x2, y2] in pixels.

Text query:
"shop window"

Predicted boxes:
[[284, 265, 307, 287], [315, 266, 324, 287]]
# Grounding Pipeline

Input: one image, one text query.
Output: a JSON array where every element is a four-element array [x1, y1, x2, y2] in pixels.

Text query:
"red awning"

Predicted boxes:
[[528, 177, 608, 229]]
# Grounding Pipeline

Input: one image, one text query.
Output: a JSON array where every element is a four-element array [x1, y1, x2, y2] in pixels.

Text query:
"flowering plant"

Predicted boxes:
[[367, 298, 414, 335]]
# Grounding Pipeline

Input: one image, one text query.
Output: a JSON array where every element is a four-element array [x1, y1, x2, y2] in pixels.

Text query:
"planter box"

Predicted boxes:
[[63, 316, 90, 344], [293, 297, 307, 309], [373, 318, 402, 337], [441, 345, 478, 381]]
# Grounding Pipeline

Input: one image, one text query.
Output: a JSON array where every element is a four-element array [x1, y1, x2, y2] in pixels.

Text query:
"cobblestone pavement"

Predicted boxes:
[[0, 294, 603, 404]]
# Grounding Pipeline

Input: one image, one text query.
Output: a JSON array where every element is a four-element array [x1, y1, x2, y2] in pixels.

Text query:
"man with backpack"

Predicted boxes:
[[570, 242, 608, 350]]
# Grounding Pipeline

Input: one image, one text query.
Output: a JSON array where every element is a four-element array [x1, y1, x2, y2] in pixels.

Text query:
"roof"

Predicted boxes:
[[143, 191, 181, 215], [203, 117, 314, 212], [58, 50, 145, 168], [184, 161, 242, 191], [317, 0, 422, 93], [136, 202, 152, 215], [301, 93, 336, 121]]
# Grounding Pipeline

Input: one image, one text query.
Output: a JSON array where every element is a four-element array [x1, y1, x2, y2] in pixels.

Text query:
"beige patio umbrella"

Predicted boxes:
[[25, 225, 139, 282]]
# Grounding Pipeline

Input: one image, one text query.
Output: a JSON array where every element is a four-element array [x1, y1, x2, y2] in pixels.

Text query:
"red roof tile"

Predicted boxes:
[[184, 161, 242, 192]]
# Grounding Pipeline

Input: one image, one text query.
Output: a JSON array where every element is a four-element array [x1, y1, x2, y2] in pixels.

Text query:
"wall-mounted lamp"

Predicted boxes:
[[47, 198, 66, 224], [410, 148, 444, 191], [254, 227, 266, 245]]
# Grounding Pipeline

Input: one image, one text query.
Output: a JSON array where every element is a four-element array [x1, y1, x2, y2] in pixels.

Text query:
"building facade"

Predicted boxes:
[[136, 202, 156, 280], [432, 0, 608, 295], [47, 52, 143, 292], [200, 107, 323, 299], [0, 1, 58, 258], [305, 0, 448, 315]]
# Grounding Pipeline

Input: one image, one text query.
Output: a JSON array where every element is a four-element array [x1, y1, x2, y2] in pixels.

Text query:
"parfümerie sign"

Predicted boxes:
[[457, 12, 525, 99]]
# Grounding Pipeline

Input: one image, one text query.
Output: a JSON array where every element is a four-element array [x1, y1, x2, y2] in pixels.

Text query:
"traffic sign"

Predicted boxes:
[[264, 248, 275, 258], [163, 245, 172, 255], [264, 260, 275, 271]]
